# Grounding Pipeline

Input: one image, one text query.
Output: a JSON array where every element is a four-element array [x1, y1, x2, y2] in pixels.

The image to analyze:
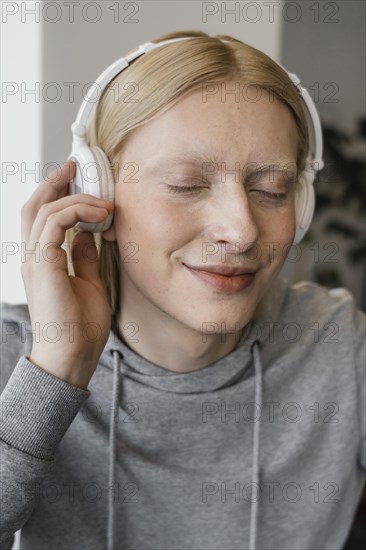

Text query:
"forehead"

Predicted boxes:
[[120, 83, 299, 170]]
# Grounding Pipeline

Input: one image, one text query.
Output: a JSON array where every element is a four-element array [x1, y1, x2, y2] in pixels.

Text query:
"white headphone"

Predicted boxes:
[[68, 36, 324, 244]]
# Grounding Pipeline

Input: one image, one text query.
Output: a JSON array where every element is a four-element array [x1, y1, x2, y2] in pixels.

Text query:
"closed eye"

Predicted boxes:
[[167, 185, 204, 194], [250, 190, 287, 201], [167, 186, 288, 201]]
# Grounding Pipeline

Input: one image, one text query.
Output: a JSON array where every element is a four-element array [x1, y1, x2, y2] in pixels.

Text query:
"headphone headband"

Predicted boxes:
[[71, 37, 194, 141], [71, 35, 324, 173]]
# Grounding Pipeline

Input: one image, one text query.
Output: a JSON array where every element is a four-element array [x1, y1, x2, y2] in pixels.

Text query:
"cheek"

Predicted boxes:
[[115, 195, 198, 257], [258, 204, 297, 262], [277, 208, 297, 244]]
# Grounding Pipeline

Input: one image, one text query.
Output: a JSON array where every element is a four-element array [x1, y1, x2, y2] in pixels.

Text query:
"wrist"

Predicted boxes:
[[28, 353, 95, 390]]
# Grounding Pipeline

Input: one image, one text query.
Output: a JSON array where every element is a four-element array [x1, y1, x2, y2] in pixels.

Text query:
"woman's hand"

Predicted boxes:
[[21, 160, 114, 389]]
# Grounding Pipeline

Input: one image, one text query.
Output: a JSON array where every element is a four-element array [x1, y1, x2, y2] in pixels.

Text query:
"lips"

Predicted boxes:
[[184, 264, 258, 276], [183, 264, 257, 293]]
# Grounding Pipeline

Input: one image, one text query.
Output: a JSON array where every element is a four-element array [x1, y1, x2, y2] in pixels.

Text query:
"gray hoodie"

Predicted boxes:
[[0, 276, 365, 550]]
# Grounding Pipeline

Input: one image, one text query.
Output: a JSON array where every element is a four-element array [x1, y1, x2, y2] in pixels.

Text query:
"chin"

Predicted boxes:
[[178, 300, 257, 336]]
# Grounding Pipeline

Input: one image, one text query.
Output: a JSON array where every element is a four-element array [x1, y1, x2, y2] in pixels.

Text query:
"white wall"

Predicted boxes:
[[1, 0, 42, 305], [2, 0, 284, 305]]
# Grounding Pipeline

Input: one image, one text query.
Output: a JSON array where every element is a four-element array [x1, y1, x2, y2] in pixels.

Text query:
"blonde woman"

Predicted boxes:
[[1, 31, 365, 550]]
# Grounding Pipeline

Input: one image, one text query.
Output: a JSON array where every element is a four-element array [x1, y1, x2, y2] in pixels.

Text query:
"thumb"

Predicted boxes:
[[71, 230, 100, 281]]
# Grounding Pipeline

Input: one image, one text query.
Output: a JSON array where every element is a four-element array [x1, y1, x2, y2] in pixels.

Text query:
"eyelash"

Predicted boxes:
[[168, 185, 287, 201], [168, 185, 204, 194], [255, 191, 287, 201]]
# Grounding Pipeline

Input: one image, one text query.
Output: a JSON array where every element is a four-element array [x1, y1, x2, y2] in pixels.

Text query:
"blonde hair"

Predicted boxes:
[[65, 30, 309, 323]]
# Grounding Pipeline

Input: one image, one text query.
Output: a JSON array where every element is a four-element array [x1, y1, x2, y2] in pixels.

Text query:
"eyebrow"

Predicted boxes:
[[145, 151, 298, 179], [145, 151, 225, 173]]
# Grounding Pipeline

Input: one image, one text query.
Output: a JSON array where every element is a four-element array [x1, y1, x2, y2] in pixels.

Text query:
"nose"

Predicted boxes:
[[202, 185, 260, 256]]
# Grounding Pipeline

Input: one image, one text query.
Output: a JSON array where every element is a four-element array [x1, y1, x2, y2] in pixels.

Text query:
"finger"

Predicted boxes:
[[28, 194, 113, 251], [71, 230, 101, 283], [21, 160, 76, 244], [36, 204, 110, 272]]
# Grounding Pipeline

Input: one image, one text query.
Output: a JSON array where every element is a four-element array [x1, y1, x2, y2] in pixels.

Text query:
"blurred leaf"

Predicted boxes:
[[313, 266, 343, 288], [324, 220, 360, 239], [348, 239, 366, 263]]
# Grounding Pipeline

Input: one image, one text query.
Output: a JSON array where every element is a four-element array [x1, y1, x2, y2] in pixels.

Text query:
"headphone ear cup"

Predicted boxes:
[[293, 170, 315, 245], [69, 146, 115, 233]]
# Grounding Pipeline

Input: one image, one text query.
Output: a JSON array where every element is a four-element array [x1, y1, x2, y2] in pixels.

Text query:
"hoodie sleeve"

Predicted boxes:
[[0, 303, 91, 550]]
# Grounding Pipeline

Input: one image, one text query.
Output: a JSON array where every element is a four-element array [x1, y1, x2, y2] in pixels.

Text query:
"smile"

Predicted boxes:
[[183, 265, 257, 294]]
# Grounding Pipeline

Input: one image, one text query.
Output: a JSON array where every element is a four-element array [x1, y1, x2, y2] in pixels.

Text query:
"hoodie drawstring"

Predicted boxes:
[[106, 341, 263, 550], [107, 350, 123, 550], [249, 340, 263, 550]]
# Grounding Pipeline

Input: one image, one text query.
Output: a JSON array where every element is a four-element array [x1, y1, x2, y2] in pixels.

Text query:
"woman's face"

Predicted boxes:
[[102, 82, 299, 334]]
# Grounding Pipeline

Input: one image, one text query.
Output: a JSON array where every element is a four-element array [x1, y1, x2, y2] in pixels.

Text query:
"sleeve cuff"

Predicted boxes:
[[0, 355, 90, 460]]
